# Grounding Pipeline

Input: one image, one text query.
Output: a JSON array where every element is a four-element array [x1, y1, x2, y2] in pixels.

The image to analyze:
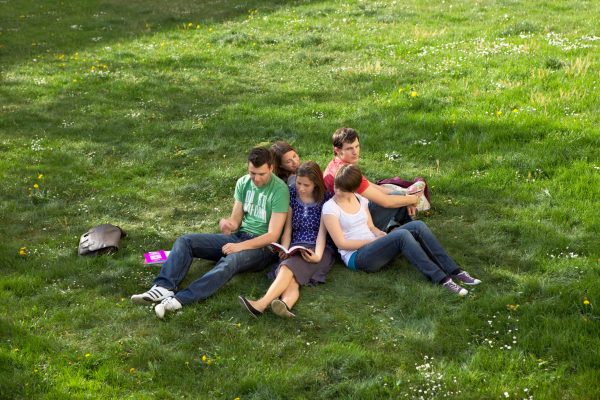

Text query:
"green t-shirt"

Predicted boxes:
[[234, 173, 290, 236]]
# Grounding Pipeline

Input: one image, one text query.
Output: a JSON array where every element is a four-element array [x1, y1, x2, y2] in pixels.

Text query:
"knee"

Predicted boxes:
[[279, 264, 291, 274], [406, 220, 429, 234], [173, 235, 193, 251], [390, 228, 412, 241], [410, 220, 427, 230]]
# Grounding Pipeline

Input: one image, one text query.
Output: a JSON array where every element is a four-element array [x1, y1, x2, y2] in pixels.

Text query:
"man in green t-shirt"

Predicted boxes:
[[132, 147, 290, 318]]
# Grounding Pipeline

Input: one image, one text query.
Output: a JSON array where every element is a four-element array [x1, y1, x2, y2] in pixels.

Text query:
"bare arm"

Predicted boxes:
[[301, 219, 327, 263], [219, 200, 244, 234], [277, 207, 293, 259], [366, 205, 387, 238], [361, 182, 420, 208], [279, 207, 293, 249], [222, 212, 288, 254], [322, 214, 375, 251]]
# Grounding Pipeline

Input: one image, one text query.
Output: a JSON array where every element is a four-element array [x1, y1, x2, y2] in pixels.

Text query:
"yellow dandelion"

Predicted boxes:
[[512, 108, 519, 113], [201, 355, 207, 362], [129, 367, 136, 374], [33, 183, 39, 189], [234, 397, 241, 400], [583, 297, 590, 305], [410, 91, 418, 97], [188, 22, 193, 27], [85, 353, 91, 358], [496, 110, 502, 116], [19, 247, 27, 256]]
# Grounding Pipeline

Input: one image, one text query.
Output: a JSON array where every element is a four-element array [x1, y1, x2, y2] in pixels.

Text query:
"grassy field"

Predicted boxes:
[[1, 0, 599, 398]]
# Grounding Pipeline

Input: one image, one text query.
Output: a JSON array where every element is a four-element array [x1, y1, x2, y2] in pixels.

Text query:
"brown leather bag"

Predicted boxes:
[[78, 224, 126, 256]]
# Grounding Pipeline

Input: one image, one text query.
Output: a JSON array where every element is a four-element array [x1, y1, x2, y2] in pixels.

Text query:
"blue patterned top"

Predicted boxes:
[[290, 186, 332, 246]]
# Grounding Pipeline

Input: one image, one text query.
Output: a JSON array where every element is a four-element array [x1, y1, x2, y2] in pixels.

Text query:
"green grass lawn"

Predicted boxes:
[[1, 0, 599, 398]]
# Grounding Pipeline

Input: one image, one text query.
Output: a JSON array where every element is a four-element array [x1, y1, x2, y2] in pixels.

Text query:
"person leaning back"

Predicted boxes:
[[323, 127, 420, 231]]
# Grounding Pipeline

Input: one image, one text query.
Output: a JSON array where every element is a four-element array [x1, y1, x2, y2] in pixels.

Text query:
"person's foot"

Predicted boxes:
[[441, 279, 468, 297], [239, 295, 262, 318], [452, 271, 481, 286], [131, 285, 174, 304], [154, 297, 182, 319], [271, 299, 296, 318]]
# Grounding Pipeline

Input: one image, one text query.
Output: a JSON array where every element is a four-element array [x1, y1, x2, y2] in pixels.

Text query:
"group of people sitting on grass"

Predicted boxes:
[[131, 127, 481, 319]]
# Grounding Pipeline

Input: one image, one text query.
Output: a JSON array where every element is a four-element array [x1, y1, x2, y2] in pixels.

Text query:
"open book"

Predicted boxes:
[[143, 250, 170, 265], [270, 242, 312, 256]]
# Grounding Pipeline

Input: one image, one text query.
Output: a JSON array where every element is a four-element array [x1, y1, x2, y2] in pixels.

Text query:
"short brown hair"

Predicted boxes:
[[296, 161, 326, 203], [334, 164, 363, 192], [247, 147, 273, 168], [270, 141, 297, 180], [332, 127, 360, 149]]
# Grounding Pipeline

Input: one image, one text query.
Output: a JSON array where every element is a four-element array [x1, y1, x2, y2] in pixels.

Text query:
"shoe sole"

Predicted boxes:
[[131, 288, 174, 305], [271, 300, 295, 318], [454, 279, 481, 286]]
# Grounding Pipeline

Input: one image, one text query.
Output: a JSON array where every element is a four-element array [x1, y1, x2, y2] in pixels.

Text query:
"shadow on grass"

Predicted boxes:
[[0, 0, 325, 67]]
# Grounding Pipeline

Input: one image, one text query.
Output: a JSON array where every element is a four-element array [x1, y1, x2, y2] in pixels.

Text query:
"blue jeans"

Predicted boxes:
[[369, 202, 412, 231], [353, 220, 460, 283], [153, 232, 276, 305]]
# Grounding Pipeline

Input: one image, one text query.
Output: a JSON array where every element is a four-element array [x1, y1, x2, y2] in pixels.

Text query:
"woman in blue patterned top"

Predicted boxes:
[[239, 161, 335, 318]]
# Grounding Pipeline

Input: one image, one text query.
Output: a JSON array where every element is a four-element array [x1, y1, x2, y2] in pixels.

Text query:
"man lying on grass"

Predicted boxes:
[[132, 147, 289, 318]]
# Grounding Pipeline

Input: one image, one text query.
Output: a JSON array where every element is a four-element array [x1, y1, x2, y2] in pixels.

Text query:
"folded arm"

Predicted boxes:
[[222, 205, 288, 255], [361, 182, 420, 208], [322, 214, 375, 251]]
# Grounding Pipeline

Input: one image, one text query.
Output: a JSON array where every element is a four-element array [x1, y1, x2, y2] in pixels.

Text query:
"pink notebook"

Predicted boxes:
[[143, 250, 170, 265]]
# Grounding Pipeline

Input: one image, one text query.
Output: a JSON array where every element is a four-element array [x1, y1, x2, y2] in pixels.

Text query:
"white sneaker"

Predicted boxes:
[[131, 285, 174, 304], [154, 297, 182, 319]]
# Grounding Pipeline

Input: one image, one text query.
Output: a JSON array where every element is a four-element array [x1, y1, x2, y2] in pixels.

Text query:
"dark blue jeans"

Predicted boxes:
[[369, 202, 412, 231], [154, 232, 277, 305], [353, 220, 460, 283]]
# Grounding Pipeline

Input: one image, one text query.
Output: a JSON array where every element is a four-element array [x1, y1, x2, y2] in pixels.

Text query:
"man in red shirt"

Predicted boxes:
[[323, 127, 420, 230]]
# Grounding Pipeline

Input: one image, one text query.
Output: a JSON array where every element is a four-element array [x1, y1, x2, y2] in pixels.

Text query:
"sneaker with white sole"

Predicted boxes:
[[154, 297, 182, 319], [131, 285, 174, 304], [452, 271, 481, 286], [442, 279, 468, 297]]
